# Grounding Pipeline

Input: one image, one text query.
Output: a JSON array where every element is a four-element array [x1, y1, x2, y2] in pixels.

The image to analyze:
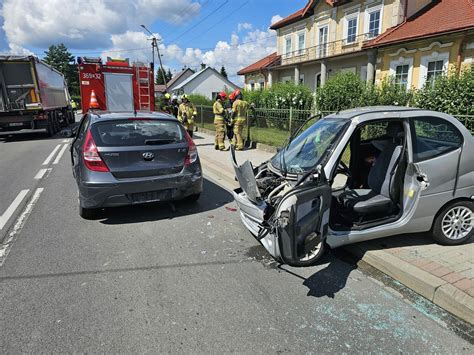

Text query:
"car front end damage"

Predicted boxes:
[[231, 146, 330, 266]]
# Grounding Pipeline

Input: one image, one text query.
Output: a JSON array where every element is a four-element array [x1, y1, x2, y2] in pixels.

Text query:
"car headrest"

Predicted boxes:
[[386, 122, 404, 139]]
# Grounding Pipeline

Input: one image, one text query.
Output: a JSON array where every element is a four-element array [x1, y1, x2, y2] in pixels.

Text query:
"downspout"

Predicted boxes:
[[456, 31, 467, 76]]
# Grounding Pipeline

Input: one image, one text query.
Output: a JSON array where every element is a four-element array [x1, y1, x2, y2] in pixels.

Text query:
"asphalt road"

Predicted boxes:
[[0, 123, 471, 353]]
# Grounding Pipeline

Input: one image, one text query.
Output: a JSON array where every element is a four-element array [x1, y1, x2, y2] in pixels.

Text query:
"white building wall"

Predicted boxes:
[[181, 69, 238, 99]]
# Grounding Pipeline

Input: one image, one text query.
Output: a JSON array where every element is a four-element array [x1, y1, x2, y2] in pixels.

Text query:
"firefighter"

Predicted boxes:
[[178, 94, 197, 137], [230, 89, 248, 150], [213, 92, 228, 151], [161, 93, 172, 114], [171, 94, 179, 118]]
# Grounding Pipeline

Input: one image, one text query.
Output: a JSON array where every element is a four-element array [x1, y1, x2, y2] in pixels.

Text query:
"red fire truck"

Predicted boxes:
[[78, 57, 155, 112]]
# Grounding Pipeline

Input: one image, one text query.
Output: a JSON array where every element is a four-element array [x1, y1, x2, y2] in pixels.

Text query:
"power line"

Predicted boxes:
[[183, 1, 250, 47], [166, 0, 229, 44]]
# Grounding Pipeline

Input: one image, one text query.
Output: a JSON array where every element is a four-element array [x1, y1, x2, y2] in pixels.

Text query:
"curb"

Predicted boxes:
[[346, 246, 473, 324]]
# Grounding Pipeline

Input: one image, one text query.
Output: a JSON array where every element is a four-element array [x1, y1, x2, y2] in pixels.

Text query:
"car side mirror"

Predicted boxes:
[[61, 128, 75, 138]]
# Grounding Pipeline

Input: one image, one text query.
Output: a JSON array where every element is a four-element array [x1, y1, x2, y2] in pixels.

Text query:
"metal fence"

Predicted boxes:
[[195, 105, 474, 147]]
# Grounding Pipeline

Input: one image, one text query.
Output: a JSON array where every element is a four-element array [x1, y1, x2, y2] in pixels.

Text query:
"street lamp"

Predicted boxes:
[[140, 24, 167, 90]]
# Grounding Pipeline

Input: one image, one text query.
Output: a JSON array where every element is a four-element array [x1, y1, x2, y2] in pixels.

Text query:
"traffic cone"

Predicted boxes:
[[89, 90, 99, 109]]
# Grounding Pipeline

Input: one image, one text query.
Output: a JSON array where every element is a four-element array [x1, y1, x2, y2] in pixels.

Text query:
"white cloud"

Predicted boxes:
[[237, 23, 253, 32], [1, 0, 201, 50], [271, 15, 283, 24]]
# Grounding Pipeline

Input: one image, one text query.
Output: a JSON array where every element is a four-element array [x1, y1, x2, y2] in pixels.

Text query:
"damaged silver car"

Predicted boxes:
[[232, 107, 474, 266]]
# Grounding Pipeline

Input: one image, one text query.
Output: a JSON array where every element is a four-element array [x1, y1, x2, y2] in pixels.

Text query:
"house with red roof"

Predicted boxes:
[[239, 0, 409, 90], [364, 0, 474, 89]]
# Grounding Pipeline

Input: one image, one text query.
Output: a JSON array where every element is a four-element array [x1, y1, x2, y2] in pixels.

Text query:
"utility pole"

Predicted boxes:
[[141, 25, 167, 90]]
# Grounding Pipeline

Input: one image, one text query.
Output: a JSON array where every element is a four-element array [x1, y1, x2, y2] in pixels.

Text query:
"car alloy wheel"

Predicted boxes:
[[299, 241, 323, 262], [441, 206, 473, 240]]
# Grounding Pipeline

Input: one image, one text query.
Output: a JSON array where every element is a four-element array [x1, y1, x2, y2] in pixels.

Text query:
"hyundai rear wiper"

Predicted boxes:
[[145, 139, 177, 145]]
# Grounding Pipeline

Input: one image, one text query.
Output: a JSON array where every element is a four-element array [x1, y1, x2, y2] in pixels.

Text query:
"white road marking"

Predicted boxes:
[[34, 168, 51, 180], [62, 139, 70, 143], [0, 189, 29, 230], [0, 188, 44, 266], [53, 144, 68, 165], [42, 144, 62, 165]]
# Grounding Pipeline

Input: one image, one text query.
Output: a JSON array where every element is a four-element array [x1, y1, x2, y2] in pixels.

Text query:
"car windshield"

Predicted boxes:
[[91, 119, 185, 146], [271, 117, 348, 174]]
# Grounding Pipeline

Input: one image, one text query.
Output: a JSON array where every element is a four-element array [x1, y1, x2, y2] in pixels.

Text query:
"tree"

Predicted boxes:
[[155, 68, 172, 85], [43, 43, 79, 96], [220, 66, 228, 79]]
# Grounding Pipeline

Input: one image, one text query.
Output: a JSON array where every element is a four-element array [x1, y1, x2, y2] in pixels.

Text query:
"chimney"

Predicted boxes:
[[200, 63, 206, 70]]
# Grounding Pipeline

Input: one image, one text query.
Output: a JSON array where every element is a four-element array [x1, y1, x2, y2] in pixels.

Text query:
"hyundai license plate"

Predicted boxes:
[[129, 189, 174, 204]]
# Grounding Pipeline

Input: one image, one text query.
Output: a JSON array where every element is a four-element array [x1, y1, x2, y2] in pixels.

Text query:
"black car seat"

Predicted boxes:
[[338, 122, 404, 215]]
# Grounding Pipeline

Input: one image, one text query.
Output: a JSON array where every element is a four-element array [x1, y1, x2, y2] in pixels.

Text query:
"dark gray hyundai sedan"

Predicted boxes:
[[69, 111, 203, 219]]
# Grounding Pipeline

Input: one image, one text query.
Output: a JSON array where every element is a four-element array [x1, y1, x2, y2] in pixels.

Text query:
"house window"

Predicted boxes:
[[419, 52, 449, 88], [299, 74, 305, 85], [346, 16, 358, 44], [282, 76, 292, 83], [426, 60, 445, 86], [395, 65, 409, 89], [368, 10, 381, 38], [365, 4, 383, 39], [259, 80, 265, 91], [318, 26, 328, 58], [297, 32, 305, 55], [285, 36, 292, 57]]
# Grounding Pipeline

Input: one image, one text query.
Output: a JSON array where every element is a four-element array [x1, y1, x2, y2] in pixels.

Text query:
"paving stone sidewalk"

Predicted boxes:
[[194, 130, 474, 324]]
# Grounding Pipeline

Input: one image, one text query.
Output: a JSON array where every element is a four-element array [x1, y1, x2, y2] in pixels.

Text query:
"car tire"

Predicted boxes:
[[288, 240, 326, 267], [79, 205, 99, 220], [186, 193, 200, 202], [432, 200, 473, 245]]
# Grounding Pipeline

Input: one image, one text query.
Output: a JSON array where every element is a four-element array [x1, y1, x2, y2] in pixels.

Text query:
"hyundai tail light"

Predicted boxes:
[[83, 130, 109, 172]]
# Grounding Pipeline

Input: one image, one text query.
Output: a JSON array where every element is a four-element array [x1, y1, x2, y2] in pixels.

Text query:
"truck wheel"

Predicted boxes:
[[46, 116, 55, 137], [79, 205, 99, 220], [53, 113, 60, 133], [68, 109, 75, 124]]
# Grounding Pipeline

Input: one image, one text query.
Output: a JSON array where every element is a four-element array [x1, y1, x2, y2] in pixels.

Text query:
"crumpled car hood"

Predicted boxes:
[[230, 146, 262, 203]]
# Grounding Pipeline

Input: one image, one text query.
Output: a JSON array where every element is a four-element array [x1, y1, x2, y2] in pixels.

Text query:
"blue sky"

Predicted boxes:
[[0, 0, 307, 83]]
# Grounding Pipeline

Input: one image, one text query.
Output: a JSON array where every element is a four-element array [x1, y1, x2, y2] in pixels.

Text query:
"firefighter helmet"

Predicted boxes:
[[164, 93, 171, 100], [218, 91, 227, 100], [181, 94, 189, 102], [229, 89, 241, 101]]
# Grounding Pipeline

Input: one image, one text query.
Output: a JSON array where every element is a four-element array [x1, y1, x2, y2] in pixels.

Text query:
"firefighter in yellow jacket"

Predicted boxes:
[[213, 92, 228, 151], [178, 94, 197, 137], [230, 89, 248, 150]]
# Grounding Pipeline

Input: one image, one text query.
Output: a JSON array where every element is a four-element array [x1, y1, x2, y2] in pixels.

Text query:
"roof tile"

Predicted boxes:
[[237, 52, 281, 75]]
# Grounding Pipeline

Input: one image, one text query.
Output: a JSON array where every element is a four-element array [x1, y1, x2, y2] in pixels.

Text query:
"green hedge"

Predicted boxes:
[[244, 82, 313, 110], [315, 68, 473, 116]]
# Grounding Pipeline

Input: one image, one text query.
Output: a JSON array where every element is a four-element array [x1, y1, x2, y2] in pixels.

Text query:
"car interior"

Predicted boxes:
[[329, 120, 408, 230]]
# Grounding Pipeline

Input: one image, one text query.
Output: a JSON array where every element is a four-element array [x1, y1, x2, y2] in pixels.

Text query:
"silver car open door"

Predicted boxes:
[[273, 172, 332, 265]]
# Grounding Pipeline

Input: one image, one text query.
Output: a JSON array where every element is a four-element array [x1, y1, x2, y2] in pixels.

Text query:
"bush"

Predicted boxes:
[[413, 67, 474, 116], [245, 82, 313, 110], [187, 94, 213, 106], [376, 77, 413, 106], [315, 72, 365, 112]]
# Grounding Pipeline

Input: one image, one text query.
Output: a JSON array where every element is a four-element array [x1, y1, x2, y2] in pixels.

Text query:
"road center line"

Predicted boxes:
[[42, 144, 62, 165], [34, 168, 50, 180], [0, 189, 29, 230], [0, 188, 44, 266], [53, 144, 68, 165]]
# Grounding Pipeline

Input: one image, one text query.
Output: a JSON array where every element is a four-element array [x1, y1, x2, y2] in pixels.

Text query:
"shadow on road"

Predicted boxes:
[[97, 178, 233, 225], [0, 130, 64, 143], [277, 250, 356, 299]]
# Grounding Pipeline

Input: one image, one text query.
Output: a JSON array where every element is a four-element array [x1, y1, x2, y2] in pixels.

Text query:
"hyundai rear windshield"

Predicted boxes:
[[91, 119, 185, 146]]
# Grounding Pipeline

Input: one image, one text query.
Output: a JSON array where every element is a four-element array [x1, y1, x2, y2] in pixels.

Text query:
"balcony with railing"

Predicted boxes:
[[281, 33, 373, 66]]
